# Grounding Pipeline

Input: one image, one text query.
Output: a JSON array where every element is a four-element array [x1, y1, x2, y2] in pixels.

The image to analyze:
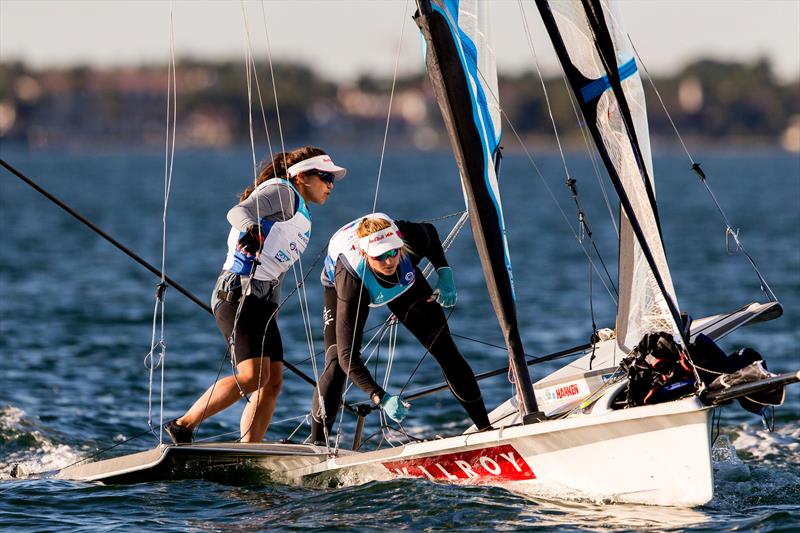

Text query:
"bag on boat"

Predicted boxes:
[[618, 332, 697, 407], [618, 332, 785, 414]]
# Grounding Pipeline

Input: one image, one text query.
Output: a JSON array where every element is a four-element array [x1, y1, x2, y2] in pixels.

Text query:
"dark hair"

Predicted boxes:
[[239, 146, 327, 202]]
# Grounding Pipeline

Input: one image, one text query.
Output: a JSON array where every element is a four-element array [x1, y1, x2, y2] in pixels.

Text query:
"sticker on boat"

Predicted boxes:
[[382, 444, 535, 482]]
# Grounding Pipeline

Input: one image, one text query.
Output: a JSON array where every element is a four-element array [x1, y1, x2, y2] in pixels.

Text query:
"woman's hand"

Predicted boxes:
[[429, 266, 457, 307], [380, 393, 410, 423], [237, 224, 265, 255]]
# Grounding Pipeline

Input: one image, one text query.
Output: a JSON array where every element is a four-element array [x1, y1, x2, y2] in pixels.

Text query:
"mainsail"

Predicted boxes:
[[535, 0, 684, 350], [414, 0, 542, 419]]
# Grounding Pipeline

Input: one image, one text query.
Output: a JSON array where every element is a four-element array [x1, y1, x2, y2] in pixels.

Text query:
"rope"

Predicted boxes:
[[334, 0, 411, 453], [145, 3, 177, 444], [627, 35, 777, 303], [516, 0, 617, 303]]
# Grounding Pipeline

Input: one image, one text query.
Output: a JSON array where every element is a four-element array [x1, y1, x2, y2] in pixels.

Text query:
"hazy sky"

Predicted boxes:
[[2, 1, 798, 82]]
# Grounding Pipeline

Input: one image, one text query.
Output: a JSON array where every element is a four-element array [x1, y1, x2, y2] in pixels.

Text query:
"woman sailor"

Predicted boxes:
[[166, 147, 346, 444], [309, 214, 491, 443]]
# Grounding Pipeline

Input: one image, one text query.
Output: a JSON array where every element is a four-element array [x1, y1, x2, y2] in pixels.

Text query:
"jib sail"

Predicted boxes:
[[536, 0, 684, 350]]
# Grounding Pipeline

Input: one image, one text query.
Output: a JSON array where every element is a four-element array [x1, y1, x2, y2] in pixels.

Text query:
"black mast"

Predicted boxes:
[[415, 0, 543, 422]]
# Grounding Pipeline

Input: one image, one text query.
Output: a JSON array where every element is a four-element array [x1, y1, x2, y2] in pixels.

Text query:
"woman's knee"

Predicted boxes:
[[265, 369, 283, 396], [235, 359, 272, 392]]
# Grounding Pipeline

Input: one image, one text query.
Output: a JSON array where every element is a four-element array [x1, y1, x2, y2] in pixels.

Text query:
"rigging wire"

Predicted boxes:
[[626, 35, 778, 303], [145, 3, 177, 444], [517, 0, 606, 355], [334, 0, 411, 453], [254, 0, 327, 444], [475, 68, 618, 305]]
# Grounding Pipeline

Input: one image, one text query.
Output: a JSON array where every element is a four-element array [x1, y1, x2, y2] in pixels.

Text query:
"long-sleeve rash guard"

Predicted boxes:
[[332, 220, 449, 398]]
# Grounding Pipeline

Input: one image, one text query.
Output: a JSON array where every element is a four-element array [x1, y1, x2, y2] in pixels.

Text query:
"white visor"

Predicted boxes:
[[358, 223, 404, 257], [286, 154, 347, 180]]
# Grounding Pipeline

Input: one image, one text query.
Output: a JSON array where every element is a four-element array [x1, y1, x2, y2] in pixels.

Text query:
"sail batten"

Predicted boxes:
[[536, 0, 683, 350], [415, 0, 541, 418]]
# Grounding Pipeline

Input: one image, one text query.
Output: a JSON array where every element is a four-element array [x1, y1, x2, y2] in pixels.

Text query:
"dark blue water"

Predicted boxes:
[[1, 146, 798, 531]]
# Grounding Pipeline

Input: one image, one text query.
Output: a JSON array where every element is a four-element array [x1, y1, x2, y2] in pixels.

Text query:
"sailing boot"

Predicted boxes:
[[165, 419, 193, 444]]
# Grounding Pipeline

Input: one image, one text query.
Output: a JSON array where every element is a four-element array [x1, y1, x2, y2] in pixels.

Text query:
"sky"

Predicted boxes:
[[1, 0, 799, 83]]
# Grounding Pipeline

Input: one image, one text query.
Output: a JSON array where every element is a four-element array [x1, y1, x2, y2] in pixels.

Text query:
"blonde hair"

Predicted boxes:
[[356, 217, 411, 259]]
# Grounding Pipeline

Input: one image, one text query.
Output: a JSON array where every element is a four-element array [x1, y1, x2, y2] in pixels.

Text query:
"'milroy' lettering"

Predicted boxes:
[[382, 444, 535, 483]]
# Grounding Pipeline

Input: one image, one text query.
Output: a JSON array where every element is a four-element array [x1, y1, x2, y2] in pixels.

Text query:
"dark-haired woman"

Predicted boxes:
[[167, 147, 346, 444], [309, 214, 490, 444]]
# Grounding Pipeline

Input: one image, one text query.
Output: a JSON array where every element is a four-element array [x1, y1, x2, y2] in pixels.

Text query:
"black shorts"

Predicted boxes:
[[212, 274, 283, 365]]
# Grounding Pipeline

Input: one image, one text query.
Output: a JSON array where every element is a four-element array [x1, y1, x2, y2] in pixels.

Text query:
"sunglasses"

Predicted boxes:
[[374, 248, 400, 261], [312, 171, 336, 185]]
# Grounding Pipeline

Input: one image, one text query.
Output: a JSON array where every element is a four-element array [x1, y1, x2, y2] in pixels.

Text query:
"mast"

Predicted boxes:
[[535, 0, 686, 350], [414, 0, 543, 422]]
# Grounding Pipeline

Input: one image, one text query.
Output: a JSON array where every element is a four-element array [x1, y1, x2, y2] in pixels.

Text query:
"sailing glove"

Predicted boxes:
[[380, 393, 410, 423], [433, 266, 457, 307], [237, 224, 266, 254]]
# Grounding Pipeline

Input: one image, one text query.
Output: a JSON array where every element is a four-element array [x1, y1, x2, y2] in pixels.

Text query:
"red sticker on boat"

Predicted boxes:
[[382, 444, 535, 482]]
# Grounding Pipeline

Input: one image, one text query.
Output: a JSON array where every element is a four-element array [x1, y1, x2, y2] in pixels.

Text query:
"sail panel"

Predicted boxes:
[[416, 0, 540, 417], [543, 0, 681, 350]]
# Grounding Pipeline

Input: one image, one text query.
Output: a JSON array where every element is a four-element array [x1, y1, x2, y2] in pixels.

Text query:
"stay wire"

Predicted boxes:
[[475, 66, 618, 304], [626, 34, 777, 303], [255, 1, 325, 440], [335, 0, 410, 453], [517, 0, 615, 343], [146, 4, 177, 444]]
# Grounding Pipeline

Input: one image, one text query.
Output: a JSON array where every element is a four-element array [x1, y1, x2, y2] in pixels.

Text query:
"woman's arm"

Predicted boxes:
[[395, 220, 449, 269], [334, 261, 386, 401], [227, 182, 296, 231]]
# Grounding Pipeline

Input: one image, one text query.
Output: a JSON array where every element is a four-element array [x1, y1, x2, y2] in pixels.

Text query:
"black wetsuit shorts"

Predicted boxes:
[[211, 271, 283, 365]]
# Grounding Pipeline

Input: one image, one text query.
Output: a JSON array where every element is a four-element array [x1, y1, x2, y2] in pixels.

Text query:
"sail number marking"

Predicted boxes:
[[382, 444, 535, 482]]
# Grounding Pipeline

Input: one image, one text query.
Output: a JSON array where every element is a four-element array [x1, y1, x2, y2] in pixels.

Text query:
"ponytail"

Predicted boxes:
[[239, 146, 327, 202]]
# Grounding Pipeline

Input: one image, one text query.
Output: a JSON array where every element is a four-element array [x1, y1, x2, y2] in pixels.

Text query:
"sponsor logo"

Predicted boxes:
[[289, 242, 297, 251], [555, 383, 579, 399], [405, 271, 415, 283], [368, 233, 389, 244], [543, 380, 585, 402], [382, 444, 534, 483], [274, 250, 290, 263]]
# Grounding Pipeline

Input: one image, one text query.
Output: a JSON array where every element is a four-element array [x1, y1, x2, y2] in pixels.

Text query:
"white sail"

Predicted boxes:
[[545, 0, 682, 349]]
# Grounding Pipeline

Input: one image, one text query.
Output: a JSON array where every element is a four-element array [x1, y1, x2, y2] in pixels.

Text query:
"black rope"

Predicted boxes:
[[398, 302, 456, 396], [1, 159, 321, 389], [711, 406, 722, 447]]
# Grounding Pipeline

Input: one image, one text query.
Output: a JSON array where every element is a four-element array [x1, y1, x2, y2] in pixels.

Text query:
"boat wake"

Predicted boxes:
[[708, 421, 800, 511], [0, 406, 84, 481]]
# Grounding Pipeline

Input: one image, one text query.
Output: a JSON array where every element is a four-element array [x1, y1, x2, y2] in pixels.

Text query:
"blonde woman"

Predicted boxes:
[[310, 214, 490, 443], [166, 147, 346, 444]]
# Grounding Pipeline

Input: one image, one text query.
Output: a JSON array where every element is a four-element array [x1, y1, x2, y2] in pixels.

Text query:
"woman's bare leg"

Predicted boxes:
[[240, 361, 283, 442], [176, 358, 269, 430]]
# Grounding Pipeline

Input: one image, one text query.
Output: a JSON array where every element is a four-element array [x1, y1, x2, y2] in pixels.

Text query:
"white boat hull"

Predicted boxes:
[[294, 397, 714, 506]]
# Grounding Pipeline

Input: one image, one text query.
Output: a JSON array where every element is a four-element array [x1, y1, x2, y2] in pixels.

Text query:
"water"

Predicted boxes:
[[1, 146, 798, 531]]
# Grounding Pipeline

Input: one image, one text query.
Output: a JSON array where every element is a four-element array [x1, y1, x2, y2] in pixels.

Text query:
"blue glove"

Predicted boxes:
[[380, 393, 410, 423], [433, 266, 457, 307]]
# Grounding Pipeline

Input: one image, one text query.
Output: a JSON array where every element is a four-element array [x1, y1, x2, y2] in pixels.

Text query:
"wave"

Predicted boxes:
[[0, 405, 85, 481]]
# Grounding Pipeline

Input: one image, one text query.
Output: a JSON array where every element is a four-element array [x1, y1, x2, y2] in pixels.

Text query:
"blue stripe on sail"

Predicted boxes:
[[439, 1, 499, 153], [431, 2, 515, 297], [580, 57, 638, 102]]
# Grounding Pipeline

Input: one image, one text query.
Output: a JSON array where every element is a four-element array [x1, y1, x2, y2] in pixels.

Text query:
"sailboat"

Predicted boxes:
[[10, 0, 798, 507]]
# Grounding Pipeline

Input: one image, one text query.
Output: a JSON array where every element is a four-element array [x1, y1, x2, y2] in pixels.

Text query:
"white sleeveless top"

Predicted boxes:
[[222, 178, 311, 281]]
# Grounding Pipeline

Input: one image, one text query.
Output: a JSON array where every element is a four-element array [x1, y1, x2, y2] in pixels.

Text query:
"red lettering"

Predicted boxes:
[[382, 444, 535, 483], [555, 383, 579, 399]]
